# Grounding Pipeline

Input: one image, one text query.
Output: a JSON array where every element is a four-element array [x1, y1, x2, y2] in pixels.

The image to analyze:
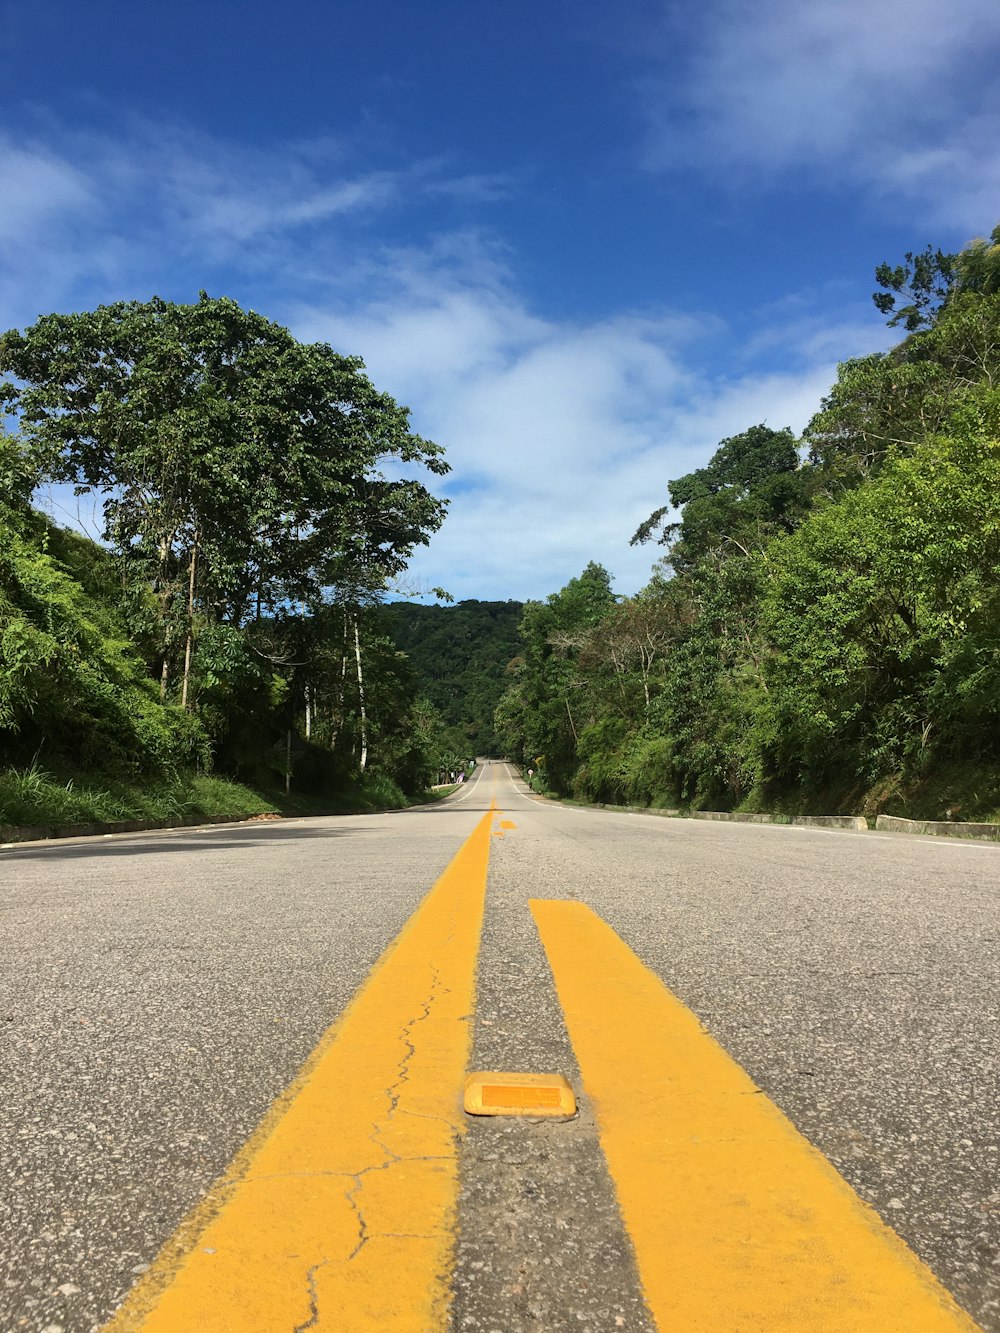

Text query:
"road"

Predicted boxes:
[[1, 759, 998, 1331]]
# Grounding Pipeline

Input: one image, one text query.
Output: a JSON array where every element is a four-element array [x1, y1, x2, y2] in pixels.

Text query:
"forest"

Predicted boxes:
[[496, 225, 1000, 821], [385, 599, 523, 756], [0, 295, 462, 827], [3, 226, 1000, 830]]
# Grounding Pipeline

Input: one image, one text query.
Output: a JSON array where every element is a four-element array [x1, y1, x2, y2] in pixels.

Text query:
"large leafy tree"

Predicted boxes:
[[809, 226, 1000, 484], [752, 428, 1000, 799], [631, 423, 808, 572], [0, 295, 448, 704]]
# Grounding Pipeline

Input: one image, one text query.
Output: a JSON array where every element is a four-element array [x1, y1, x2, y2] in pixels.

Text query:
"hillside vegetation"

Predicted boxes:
[[386, 600, 523, 755], [496, 226, 1000, 822], [0, 295, 459, 828], [5, 230, 1000, 830]]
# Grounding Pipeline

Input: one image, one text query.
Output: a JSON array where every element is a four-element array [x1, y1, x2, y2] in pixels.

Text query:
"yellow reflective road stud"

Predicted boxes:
[[464, 1071, 576, 1117]]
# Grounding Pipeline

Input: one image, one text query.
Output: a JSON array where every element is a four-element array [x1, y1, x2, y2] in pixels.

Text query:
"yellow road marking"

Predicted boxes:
[[104, 805, 496, 1333], [530, 900, 979, 1332]]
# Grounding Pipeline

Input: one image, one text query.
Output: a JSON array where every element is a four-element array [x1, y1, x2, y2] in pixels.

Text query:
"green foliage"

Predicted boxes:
[[632, 424, 811, 572], [0, 294, 452, 818], [0, 431, 39, 531], [501, 222, 1000, 821], [807, 301, 1000, 487], [8, 237, 1000, 827], [753, 430, 1000, 798], [873, 244, 956, 330], [953, 224, 1000, 296], [0, 519, 208, 776], [386, 599, 523, 754], [1, 293, 448, 705], [495, 563, 617, 793], [872, 226, 1000, 330]]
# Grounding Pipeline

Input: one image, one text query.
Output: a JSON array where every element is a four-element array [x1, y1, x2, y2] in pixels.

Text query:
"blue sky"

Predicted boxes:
[[4, 0, 999, 601]]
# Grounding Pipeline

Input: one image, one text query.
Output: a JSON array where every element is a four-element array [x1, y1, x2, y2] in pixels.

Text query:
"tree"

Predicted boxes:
[[952, 224, 1000, 297], [578, 588, 679, 718], [0, 430, 38, 533], [495, 563, 616, 791], [873, 243, 956, 331], [810, 227, 1000, 483], [0, 295, 448, 709], [631, 424, 807, 571], [0, 518, 207, 777], [753, 428, 1000, 798], [502, 222, 1000, 819], [803, 351, 952, 479]]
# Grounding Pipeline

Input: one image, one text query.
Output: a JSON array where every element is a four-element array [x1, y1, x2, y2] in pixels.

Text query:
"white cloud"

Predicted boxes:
[[156, 151, 402, 246], [4, 118, 891, 603], [0, 137, 94, 243], [423, 172, 515, 203], [0, 136, 119, 325], [0, 123, 514, 328], [290, 255, 879, 601], [644, 0, 1000, 231]]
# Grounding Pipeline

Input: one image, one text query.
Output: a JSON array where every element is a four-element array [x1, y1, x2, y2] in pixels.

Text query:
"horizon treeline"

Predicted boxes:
[[0, 295, 461, 813], [496, 225, 1000, 820]]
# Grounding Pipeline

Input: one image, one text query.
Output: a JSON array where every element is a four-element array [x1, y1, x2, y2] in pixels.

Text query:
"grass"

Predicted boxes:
[[0, 764, 450, 836], [0, 765, 277, 831]]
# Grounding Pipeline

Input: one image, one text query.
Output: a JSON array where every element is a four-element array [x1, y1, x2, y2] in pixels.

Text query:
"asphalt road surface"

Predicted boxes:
[[1, 760, 998, 1331]]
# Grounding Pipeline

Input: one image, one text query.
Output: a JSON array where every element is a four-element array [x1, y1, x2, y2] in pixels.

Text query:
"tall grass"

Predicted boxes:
[[0, 764, 442, 833], [0, 765, 276, 829]]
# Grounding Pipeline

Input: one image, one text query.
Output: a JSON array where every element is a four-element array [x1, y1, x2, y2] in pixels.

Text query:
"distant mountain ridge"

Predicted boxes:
[[386, 599, 523, 755]]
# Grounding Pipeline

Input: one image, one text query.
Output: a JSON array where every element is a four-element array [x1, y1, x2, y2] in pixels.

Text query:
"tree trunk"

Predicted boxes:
[[640, 643, 652, 713], [158, 534, 173, 699], [354, 615, 368, 773], [330, 612, 349, 751], [181, 533, 199, 711], [564, 695, 578, 743]]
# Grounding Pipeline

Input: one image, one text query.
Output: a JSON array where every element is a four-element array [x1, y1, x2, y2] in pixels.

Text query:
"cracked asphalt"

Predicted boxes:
[[2, 760, 999, 1330]]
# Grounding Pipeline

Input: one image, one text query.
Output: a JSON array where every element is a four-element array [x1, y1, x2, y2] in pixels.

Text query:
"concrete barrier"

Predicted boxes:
[[561, 803, 867, 830], [791, 814, 868, 831], [875, 814, 1000, 842], [590, 803, 680, 817], [690, 811, 867, 831], [0, 824, 52, 844], [691, 811, 775, 824]]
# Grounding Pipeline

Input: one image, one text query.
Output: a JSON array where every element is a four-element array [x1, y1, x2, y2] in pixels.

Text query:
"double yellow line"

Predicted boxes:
[[105, 804, 978, 1331]]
